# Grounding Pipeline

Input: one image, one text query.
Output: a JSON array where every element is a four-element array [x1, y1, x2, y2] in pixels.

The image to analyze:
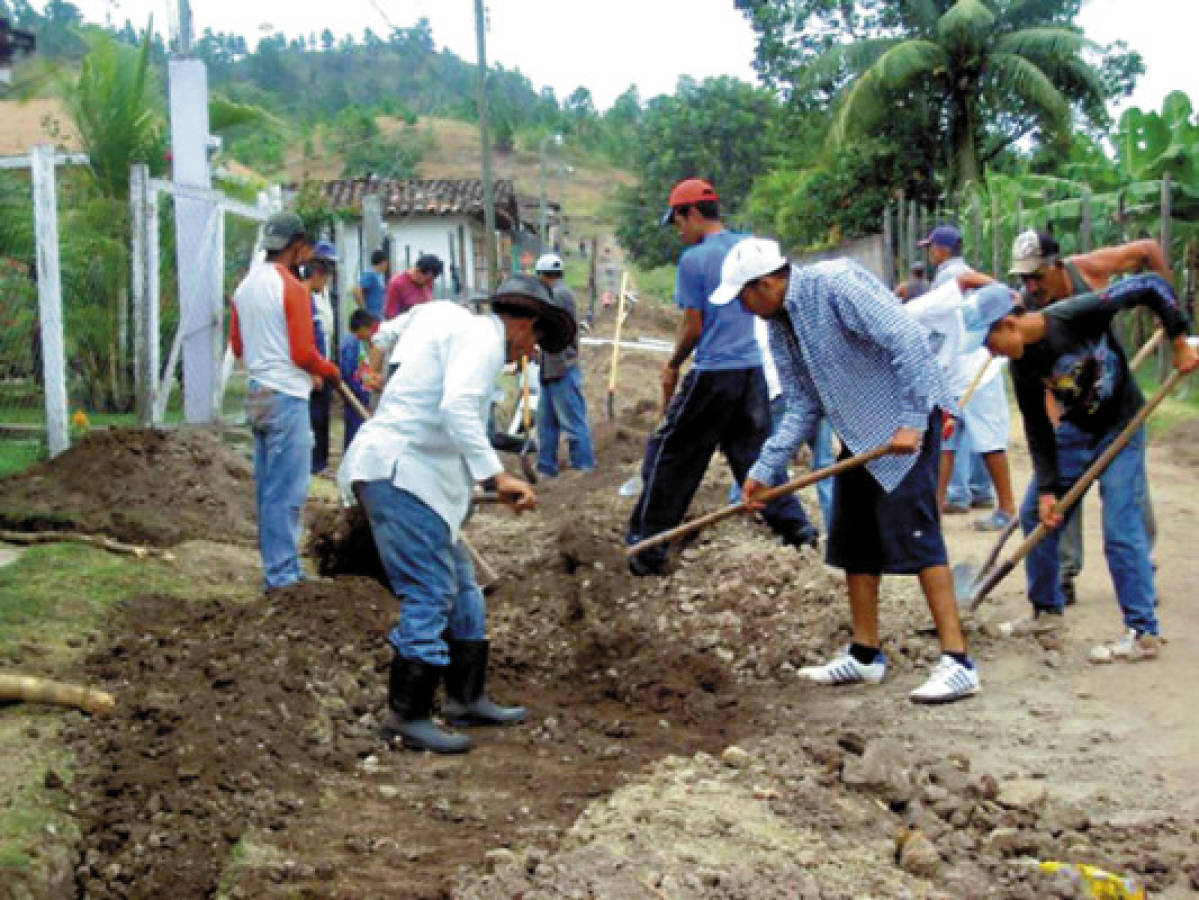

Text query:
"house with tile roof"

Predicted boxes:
[[319, 176, 523, 307]]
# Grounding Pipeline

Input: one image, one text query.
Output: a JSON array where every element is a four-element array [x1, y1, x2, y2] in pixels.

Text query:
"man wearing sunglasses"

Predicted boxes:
[[1008, 230, 1169, 611]]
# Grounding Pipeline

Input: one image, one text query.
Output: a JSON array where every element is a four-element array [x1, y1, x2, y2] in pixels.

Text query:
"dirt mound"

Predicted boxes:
[[64, 579, 395, 898], [0, 428, 257, 547]]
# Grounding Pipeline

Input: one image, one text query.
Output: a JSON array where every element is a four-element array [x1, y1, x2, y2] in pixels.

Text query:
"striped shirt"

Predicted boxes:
[[748, 260, 955, 492]]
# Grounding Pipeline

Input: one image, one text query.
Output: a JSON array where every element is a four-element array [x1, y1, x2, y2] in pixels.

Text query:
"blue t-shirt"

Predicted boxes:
[[676, 230, 761, 371], [359, 270, 385, 318]]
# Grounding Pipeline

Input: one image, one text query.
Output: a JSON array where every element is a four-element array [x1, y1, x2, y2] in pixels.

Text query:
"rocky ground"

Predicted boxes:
[[3, 307, 1198, 898]]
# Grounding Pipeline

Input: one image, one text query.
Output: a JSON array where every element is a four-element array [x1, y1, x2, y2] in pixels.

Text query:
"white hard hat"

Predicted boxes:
[[534, 253, 564, 274]]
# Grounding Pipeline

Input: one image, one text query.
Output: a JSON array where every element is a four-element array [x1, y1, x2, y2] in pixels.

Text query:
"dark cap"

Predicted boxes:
[[491, 273, 576, 353], [917, 224, 962, 251], [263, 212, 308, 251]]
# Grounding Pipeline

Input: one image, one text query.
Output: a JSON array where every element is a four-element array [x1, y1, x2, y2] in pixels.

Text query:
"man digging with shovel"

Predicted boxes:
[[715, 238, 981, 704], [975, 273, 1196, 661], [338, 274, 575, 753]]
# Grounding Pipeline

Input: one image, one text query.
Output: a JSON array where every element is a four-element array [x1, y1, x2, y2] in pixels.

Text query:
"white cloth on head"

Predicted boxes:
[[339, 301, 505, 540], [754, 316, 781, 400]]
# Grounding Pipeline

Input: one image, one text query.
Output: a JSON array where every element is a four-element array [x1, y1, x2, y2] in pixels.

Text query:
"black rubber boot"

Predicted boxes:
[[380, 655, 471, 754], [442, 639, 526, 726]]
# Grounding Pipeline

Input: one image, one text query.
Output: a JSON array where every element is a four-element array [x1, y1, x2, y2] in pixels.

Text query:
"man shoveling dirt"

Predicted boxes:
[[712, 238, 981, 704], [338, 274, 576, 754], [975, 273, 1196, 659]]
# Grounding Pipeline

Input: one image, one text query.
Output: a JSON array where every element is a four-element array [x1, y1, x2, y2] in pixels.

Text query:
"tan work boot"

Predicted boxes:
[[997, 609, 1064, 638]]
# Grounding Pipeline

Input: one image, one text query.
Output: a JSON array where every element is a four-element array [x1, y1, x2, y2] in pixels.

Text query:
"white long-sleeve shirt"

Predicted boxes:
[[905, 277, 1004, 396], [339, 301, 505, 539]]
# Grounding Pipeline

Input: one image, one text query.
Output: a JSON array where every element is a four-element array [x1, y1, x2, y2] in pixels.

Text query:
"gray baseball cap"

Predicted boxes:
[[262, 212, 308, 251]]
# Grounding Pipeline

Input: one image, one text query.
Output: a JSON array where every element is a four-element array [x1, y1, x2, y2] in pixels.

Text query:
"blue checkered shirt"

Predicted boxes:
[[747, 260, 956, 493]]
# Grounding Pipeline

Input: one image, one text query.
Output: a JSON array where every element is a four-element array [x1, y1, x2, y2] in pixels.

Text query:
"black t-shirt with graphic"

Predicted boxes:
[[1011, 274, 1189, 494]]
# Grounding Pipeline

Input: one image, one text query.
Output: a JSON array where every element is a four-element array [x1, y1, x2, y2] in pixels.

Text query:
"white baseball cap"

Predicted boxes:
[[534, 252, 564, 274], [709, 238, 788, 306]]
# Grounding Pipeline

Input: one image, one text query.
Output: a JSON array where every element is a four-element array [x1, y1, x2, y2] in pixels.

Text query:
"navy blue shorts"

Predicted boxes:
[[826, 414, 948, 575]]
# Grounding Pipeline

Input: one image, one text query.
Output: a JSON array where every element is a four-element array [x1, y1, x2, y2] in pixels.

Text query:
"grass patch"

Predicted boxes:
[[0, 439, 44, 479], [215, 829, 283, 899], [1132, 368, 1199, 438], [630, 264, 676, 307], [0, 713, 77, 877], [0, 543, 229, 665]]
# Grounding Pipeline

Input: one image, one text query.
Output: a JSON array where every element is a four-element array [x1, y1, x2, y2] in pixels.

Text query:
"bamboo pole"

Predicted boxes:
[[0, 673, 116, 715]]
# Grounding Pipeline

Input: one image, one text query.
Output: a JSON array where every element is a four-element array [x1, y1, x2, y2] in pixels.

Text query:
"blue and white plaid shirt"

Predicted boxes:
[[747, 260, 956, 493]]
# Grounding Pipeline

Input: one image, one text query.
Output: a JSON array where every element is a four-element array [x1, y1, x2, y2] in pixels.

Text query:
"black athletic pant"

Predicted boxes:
[[626, 367, 814, 573]]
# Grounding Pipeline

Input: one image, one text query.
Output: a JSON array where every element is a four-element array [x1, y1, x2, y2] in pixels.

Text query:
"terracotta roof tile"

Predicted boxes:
[[319, 177, 519, 229]]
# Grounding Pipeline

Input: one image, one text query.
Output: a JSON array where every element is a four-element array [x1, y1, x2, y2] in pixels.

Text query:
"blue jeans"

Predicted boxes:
[[728, 407, 834, 530], [246, 382, 313, 590], [1018, 422, 1156, 634], [355, 481, 486, 666], [537, 366, 596, 476], [1058, 471, 1155, 579], [946, 429, 994, 507]]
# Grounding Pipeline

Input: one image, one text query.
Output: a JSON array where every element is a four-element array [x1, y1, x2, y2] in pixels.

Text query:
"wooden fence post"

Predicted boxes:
[[907, 200, 919, 273], [991, 190, 1001, 276], [882, 203, 894, 288], [1080, 189, 1093, 253], [31, 145, 69, 458]]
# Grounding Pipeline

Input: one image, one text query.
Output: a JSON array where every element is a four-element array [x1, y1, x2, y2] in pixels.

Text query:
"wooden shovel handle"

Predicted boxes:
[[625, 443, 891, 556], [520, 355, 533, 431], [337, 381, 372, 422], [969, 366, 1188, 610]]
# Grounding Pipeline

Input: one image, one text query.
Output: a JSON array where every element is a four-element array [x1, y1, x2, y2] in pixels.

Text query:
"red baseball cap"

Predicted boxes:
[[661, 178, 719, 225]]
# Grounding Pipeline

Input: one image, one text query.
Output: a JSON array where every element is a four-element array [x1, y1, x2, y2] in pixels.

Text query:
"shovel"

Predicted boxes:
[[518, 355, 538, 483], [950, 329, 1167, 610], [606, 270, 630, 420], [625, 443, 890, 557], [958, 364, 1191, 612]]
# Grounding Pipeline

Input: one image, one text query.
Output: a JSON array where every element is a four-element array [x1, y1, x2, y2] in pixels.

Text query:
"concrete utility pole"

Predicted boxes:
[[538, 132, 561, 249], [169, 0, 221, 422], [474, 0, 498, 289]]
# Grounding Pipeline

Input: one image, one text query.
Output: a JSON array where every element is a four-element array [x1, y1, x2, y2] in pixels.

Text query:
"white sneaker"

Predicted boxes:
[[798, 647, 886, 685], [909, 655, 981, 704], [1102, 628, 1161, 662]]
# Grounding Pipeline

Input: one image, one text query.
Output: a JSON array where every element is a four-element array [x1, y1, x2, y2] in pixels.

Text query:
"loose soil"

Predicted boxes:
[[8, 307, 1199, 897], [0, 428, 257, 547]]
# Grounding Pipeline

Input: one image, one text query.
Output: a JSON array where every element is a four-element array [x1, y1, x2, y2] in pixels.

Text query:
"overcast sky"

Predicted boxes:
[[62, 0, 1195, 114]]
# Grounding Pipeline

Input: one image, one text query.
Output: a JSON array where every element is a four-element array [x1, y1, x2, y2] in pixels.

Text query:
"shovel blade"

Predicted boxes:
[[952, 561, 981, 610], [618, 473, 643, 498]]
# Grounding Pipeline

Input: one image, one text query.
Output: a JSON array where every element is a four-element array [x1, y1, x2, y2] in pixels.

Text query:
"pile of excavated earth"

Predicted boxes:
[[4, 314, 1197, 896]]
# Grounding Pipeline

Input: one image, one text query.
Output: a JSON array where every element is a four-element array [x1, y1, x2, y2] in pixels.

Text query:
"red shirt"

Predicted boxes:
[[383, 271, 432, 319]]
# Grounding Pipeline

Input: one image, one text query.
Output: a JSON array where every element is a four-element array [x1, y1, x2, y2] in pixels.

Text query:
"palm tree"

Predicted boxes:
[[818, 0, 1107, 192]]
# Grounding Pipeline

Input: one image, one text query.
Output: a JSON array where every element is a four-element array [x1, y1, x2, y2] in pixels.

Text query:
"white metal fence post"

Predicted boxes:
[[31, 145, 70, 457], [130, 162, 153, 425]]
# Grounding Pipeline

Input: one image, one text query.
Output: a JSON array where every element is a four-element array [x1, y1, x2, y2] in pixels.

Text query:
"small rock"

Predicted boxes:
[[997, 779, 1048, 810], [899, 830, 941, 878], [377, 785, 400, 800], [484, 848, 516, 872], [721, 746, 751, 768], [43, 770, 64, 790]]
